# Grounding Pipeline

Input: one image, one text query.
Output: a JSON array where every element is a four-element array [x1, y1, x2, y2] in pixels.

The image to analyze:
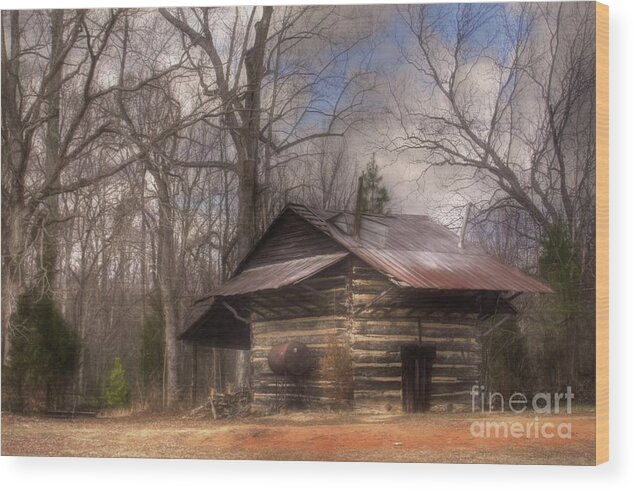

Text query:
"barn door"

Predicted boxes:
[[401, 345, 435, 413]]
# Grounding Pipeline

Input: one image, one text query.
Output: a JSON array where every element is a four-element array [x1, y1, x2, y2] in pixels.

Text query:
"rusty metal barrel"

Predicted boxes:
[[267, 341, 313, 376]]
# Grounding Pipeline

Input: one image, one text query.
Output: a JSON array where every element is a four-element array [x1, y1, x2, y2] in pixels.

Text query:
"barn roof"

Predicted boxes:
[[200, 202, 553, 299], [181, 203, 551, 341], [283, 203, 551, 293], [199, 252, 349, 297]]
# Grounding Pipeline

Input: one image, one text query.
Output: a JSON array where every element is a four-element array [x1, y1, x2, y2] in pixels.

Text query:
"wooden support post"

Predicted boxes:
[[191, 344, 198, 407], [418, 318, 422, 346]]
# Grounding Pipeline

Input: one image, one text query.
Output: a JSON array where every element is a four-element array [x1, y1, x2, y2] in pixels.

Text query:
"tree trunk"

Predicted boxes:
[[236, 6, 272, 259], [41, 10, 64, 289], [1, 243, 21, 365], [236, 162, 258, 259], [158, 6, 273, 392], [150, 165, 180, 408], [232, 8, 272, 389], [1, 10, 23, 365]]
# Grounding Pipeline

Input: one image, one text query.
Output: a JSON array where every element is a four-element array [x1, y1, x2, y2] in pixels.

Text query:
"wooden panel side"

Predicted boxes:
[[240, 210, 344, 271], [595, 0, 609, 466]]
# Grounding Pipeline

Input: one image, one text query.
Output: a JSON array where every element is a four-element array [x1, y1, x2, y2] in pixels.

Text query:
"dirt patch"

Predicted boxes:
[[1, 410, 596, 465]]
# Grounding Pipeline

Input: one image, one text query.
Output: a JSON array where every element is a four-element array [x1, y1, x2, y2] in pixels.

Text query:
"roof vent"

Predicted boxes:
[[458, 202, 472, 249], [353, 173, 365, 239]]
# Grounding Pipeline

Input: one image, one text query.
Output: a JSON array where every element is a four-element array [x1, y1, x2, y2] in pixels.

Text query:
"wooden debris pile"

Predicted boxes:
[[191, 388, 251, 419]]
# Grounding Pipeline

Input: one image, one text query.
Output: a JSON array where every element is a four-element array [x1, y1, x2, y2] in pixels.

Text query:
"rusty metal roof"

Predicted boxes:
[[182, 252, 349, 336], [289, 204, 552, 293], [203, 252, 349, 297], [190, 203, 549, 313]]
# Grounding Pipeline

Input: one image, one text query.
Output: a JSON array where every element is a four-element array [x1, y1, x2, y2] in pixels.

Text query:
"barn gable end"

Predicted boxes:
[[238, 209, 345, 272]]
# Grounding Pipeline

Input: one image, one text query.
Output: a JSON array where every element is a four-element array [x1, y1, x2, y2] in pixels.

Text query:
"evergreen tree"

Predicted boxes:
[[359, 154, 390, 213], [538, 222, 592, 393], [105, 357, 130, 408], [481, 316, 531, 402], [4, 290, 79, 410]]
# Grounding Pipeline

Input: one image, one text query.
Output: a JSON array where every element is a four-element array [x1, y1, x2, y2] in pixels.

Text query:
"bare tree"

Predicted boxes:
[[1, 9, 182, 364], [391, 2, 596, 385], [158, 6, 272, 260], [293, 138, 358, 210], [393, 2, 595, 245], [159, 6, 373, 256]]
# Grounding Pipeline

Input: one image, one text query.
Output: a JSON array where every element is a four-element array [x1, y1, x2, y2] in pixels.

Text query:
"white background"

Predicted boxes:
[[1, 0, 632, 489]]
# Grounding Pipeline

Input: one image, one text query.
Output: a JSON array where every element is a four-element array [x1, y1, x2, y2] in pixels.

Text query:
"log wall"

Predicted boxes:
[[349, 260, 482, 411], [250, 315, 351, 408], [248, 260, 352, 409]]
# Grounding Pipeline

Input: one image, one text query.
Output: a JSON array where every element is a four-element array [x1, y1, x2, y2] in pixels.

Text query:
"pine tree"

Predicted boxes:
[[538, 223, 590, 391], [360, 154, 390, 213]]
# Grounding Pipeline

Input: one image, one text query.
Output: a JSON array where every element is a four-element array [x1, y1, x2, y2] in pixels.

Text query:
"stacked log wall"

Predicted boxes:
[[349, 260, 482, 411], [250, 315, 350, 408], [249, 260, 353, 409]]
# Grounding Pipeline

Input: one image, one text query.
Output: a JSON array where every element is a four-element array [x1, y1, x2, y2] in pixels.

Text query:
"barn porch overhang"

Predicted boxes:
[[178, 253, 350, 348], [179, 297, 251, 350]]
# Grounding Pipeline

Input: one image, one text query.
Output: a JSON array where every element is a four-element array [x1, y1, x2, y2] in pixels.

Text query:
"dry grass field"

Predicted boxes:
[[1, 409, 595, 465]]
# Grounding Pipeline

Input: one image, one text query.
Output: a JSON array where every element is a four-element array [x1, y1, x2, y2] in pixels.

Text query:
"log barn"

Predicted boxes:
[[181, 203, 551, 412]]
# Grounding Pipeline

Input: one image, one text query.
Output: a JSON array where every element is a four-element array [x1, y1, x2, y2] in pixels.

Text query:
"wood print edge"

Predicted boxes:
[[595, 0, 609, 466]]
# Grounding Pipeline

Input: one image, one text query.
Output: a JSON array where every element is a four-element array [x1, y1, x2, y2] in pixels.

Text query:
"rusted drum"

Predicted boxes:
[[267, 341, 313, 376]]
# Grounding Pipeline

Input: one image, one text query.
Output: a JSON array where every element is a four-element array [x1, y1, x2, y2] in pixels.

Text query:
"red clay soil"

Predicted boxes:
[[1, 410, 596, 465]]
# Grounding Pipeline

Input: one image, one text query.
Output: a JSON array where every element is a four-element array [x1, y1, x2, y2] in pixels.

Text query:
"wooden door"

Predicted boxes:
[[401, 345, 435, 413]]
